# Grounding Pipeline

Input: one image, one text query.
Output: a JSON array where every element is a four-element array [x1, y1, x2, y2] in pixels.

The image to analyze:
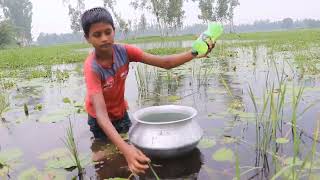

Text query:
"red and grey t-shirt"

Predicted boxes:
[[84, 44, 143, 120]]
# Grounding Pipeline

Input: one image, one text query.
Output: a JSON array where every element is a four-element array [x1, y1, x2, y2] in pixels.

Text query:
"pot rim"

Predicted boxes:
[[133, 105, 197, 125]]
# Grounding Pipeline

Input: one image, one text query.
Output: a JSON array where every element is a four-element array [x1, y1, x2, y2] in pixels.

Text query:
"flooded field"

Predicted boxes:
[[1, 30, 320, 179]]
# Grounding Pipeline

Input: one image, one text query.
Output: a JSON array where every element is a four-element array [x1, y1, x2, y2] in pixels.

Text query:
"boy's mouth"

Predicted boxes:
[[100, 43, 111, 48]]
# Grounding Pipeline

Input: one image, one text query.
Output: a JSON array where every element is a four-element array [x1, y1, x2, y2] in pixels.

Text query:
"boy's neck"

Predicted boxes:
[[95, 48, 113, 62]]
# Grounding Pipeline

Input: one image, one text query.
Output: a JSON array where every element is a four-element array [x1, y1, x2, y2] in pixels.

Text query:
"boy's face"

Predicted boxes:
[[86, 22, 115, 52]]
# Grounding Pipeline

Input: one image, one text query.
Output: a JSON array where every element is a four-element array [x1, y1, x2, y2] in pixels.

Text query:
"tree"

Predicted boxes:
[[227, 0, 239, 32], [282, 17, 293, 29], [215, 0, 229, 21], [195, 0, 216, 23], [167, 0, 185, 32], [130, 0, 185, 36], [63, 0, 85, 33], [0, 0, 33, 44], [138, 13, 147, 32], [0, 20, 14, 47]]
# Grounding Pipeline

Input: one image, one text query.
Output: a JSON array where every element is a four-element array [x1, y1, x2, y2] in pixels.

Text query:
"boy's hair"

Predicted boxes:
[[81, 7, 115, 37]]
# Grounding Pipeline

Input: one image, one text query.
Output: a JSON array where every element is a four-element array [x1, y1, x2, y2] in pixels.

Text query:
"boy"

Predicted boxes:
[[81, 7, 214, 175]]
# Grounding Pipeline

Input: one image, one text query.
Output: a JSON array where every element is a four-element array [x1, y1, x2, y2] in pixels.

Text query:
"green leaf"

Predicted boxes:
[[62, 98, 71, 104], [167, 95, 181, 102], [46, 154, 91, 170], [38, 148, 69, 160], [18, 168, 67, 180], [198, 138, 216, 149], [0, 148, 23, 165], [276, 138, 289, 144], [18, 167, 43, 180], [38, 108, 73, 123], [106, 178, 127, 180], [0, 166, 9, 177], [212, 148, 235, 162]]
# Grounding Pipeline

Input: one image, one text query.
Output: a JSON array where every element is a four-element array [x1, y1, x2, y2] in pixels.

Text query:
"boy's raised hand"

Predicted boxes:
[[196, 41, 216, 58], [123, 144, 150, 174]]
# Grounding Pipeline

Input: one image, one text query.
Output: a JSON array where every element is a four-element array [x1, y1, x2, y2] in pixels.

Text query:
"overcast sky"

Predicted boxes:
[[31, 0, 319, 38]]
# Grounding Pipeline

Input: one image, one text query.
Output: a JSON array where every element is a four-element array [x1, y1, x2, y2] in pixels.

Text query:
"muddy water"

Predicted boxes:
[[1, 45, 320, 179]]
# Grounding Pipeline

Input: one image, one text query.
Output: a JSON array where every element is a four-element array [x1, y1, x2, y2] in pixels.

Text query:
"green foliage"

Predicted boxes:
[[131, 0, 185, 35], [0, 148, 23, 177], [0, 93, 10, 118], [198, 138, 216, 149], [0, 43, 89, 70], [62, 120, 83, 174], [196, 0, 216, 23], [65, 0, 85, 33], [212, 147, 235, 162], [1, 0, 33, 43], [0, 20, 14, 48]]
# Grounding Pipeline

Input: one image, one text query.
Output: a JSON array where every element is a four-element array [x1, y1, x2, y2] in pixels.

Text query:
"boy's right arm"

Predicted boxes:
[[91, 92, 150, 174]]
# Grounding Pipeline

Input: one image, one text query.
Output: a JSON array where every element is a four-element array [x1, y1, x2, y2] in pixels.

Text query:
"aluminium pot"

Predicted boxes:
[[128, 105, 203, 158]]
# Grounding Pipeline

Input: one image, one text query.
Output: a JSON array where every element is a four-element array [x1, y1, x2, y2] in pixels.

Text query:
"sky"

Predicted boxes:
[[30, 0, 320, 38]]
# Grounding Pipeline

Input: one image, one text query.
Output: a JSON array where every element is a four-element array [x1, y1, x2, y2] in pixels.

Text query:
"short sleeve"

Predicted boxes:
[[84, 65, 102, 96], [124, 44, 144, 62]]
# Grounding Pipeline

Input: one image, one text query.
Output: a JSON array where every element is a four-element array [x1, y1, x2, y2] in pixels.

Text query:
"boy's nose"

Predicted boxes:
[[101, 34, 109, 42]]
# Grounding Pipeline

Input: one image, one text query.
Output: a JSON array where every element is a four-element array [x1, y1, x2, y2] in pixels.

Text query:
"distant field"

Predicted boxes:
[[0, 28, 319, 69]]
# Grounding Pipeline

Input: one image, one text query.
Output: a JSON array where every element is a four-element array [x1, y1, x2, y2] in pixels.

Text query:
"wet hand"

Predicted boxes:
[[196, 41, 216, 58], [123, 144, 150, 174]]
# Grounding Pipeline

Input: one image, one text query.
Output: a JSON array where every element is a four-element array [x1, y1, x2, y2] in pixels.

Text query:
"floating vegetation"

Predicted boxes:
[[17, 167, 66, 180], [212, 147, 235, 162], [0, 149, 23, 177], [198, 138, 216, 149], [167, 95, 181, 102]]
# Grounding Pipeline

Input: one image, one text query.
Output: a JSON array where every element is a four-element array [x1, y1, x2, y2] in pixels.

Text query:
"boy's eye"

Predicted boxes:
[[104, 30, 112, 35], [92, 32, 101, 38]]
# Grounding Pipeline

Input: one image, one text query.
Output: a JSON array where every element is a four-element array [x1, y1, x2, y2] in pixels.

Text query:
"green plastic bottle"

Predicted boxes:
[[192, 22, 224, 56]]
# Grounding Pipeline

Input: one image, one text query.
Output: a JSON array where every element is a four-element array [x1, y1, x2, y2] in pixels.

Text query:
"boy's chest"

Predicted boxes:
[[101, 65, 129, 91]]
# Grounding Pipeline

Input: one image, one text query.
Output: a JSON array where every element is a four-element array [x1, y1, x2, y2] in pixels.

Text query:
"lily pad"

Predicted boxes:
[[38, 108, 73, 123], [0, 148, 23, 177], [18, 167, 42, 180], [0, 148, 23, 165], [46, 154, 92, 170], [18, 167, 67, 180], [38, 148, 69, 160], [198, 138, 216, 149], [167, 95, 181, 102], [62, 98, 71, 104], [228, 108, 256, 119], [276, 138, 289, 144], [212, 148, 235, 162], [207, 88, 226, 95], [0, 166, 9, 177]]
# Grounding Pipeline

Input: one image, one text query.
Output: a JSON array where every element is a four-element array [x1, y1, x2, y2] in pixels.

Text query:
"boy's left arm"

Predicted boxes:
[[140, 44, 215, 69]]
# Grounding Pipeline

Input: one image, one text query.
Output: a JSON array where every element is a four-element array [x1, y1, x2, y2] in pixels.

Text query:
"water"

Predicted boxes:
[[139, 112, 190, 123], [1, 43, 320, 179]]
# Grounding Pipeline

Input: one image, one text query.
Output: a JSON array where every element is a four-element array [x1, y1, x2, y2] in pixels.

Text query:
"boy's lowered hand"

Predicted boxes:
[[123, 144, 150, 174]]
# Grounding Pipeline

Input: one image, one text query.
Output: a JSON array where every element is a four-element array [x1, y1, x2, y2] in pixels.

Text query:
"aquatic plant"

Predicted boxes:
[[0, 93, 10, 120], [62, 119, 83, 176]]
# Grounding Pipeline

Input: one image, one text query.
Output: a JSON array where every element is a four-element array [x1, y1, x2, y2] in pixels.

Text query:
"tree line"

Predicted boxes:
[[2, 0, 320, 47]]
